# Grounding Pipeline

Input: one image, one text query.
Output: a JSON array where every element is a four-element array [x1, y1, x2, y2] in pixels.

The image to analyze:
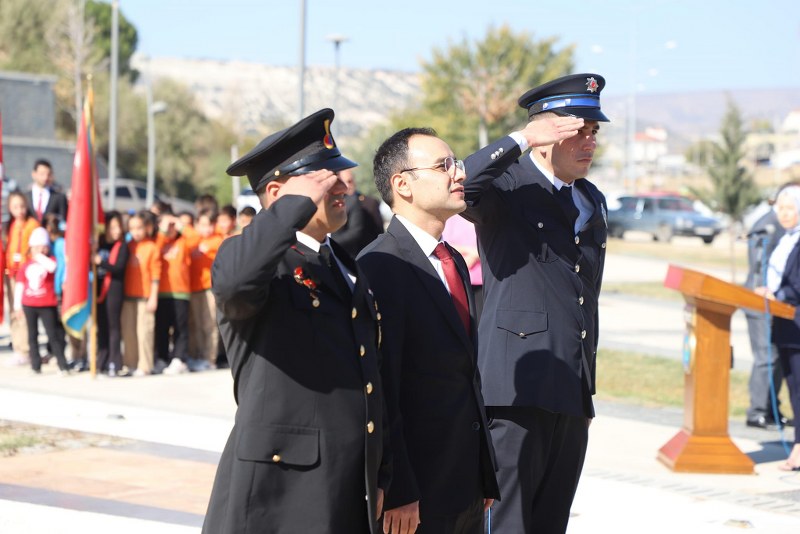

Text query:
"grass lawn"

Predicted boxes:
[[597, 348, 793, 420], [601, 281, 683, 301], [606, 236, 748, 273]]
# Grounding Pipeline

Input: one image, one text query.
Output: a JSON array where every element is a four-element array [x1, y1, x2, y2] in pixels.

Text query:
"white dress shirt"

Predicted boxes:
[[395, 215, 452, 293]]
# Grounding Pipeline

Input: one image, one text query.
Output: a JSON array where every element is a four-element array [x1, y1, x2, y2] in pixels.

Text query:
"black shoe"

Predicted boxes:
[[747, 414, 795, 429], [746, 415, 772, 429], [773, 414, 794, 427]]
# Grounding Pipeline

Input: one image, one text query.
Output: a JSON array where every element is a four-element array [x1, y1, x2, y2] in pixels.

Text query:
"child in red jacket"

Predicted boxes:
[[14, 227, 68, 375]]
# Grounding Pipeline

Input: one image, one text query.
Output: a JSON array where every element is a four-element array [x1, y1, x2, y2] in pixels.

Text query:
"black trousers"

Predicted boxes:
[[97, 285, 124, 372], [485, 406, 588, 534], [779, 348, 800, 444], [24, 305, 67, 371], [417, 497, 484, 534], [155, 297, 189, 363]]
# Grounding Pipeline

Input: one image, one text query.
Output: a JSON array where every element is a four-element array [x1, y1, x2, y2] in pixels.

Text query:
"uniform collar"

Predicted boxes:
[[529, 153, 571, 190]]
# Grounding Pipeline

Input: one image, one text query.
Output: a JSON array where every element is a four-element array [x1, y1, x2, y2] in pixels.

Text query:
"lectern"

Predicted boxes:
[[659, 264, 795, 474]]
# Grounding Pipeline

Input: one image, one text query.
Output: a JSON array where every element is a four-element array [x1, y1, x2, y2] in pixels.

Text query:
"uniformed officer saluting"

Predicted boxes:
[[203, 109, 390, 534], [462, 74, 610, 533]]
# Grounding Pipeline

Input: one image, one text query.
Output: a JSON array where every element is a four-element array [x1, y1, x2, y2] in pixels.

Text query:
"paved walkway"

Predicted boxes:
[[0, 244, 797, 533]]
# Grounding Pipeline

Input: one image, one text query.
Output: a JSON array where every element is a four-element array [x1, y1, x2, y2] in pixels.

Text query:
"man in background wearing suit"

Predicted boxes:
[[204, 109, 389, 534], [28, 159, 68, 223], [333, 168, 384, 257], [462, 73, 609, 533]]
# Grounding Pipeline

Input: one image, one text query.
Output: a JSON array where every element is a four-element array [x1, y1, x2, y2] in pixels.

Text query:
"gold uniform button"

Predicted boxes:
[[367, 421, 375, 434], [366, 382, 374, 394], [574, 264, 580, 273], [581, 330, 587, 339], [376, 312, 382, 321], [352, 307, 358, 319], [272, 454, 281, 463], [359, 345, 366, 357], [575, 236, 580, 245], [578, 296, 584, 305]]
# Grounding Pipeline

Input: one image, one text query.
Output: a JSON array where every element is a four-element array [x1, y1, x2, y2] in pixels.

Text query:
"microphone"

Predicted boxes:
[[741, 223, 776, 240]]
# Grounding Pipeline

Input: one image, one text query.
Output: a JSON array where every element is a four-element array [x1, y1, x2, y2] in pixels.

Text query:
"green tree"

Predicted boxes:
[[684, 139, 715, 169], [412, 25, 574, 158], [86, 0, 138, 80], [0, 0, 56, 73], [691, 99, 761, 279]]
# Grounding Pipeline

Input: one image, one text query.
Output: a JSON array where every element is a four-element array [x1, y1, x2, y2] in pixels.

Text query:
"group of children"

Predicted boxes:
[[5, 190, 258, 377]]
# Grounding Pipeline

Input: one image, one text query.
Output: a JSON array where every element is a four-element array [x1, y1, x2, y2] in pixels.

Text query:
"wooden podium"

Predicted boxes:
[[659, 264, 795, 474]]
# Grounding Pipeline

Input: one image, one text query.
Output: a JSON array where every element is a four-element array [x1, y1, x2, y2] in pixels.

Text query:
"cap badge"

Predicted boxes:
[[323, 119, 335, 149], [586, 77, 599, 93]]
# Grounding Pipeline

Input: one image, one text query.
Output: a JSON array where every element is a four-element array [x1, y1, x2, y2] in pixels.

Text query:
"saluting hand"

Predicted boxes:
[[518, 116, 584, 148], [276, 169, 340, 205]]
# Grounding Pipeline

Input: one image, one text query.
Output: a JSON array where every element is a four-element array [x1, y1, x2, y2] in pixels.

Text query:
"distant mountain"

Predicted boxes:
[[603, 88, 800, 148], [135, 56, 800, 149], [133, 55, 420, 142]]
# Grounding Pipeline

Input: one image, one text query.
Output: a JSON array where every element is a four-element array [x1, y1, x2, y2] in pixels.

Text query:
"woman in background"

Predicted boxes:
[[760, 184, 800, 471]]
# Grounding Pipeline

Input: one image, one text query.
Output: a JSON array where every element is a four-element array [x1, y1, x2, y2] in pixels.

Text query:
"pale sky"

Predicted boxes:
[[119, 0, 800, 96]]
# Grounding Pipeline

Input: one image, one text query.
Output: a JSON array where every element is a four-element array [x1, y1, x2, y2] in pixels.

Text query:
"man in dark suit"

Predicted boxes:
[[28, 159, 68, 223], [357, 128, 503, 534], [744, 202, 789, 429], [204, 109, 390, 534], [461, 74, 609, 533], [333, 168, 384, 257]]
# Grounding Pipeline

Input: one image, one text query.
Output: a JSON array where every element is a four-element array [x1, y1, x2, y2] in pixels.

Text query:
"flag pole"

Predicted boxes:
[[87, 75, 99, 379]]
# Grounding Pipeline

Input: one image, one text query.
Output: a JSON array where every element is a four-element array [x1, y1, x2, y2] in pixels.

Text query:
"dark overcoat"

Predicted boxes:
[[203, 194, 390, 534]]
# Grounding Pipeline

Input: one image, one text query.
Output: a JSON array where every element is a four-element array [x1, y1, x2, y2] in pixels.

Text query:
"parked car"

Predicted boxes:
[[607, 193, 723, 244], [99, 178, 195, 215]]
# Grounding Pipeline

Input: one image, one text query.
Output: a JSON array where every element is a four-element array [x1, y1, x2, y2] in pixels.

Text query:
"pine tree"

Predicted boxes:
[[693, 99, 761, 280]]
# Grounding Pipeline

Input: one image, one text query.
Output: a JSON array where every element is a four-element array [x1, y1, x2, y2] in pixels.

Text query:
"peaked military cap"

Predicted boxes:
[[227, 108, 357, 192], [518, 73, 609, 122]]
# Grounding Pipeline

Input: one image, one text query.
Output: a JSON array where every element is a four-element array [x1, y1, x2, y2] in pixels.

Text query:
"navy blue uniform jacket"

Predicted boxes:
[[463, 138, 607, 418]]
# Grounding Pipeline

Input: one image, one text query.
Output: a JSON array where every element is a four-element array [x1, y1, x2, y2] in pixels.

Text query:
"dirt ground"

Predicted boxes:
[[0, 420, 130, 458]]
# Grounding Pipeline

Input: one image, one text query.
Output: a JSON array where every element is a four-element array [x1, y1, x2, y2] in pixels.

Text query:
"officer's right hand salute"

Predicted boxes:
[[274, 168, 340, 204]]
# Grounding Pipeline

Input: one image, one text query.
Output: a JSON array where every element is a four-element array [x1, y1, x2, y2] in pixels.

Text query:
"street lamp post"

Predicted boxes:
[[146, 81, 167, 208], [297, 0, 307, 120], [326, 34, 349, 115], [108, 0, 119, 209]]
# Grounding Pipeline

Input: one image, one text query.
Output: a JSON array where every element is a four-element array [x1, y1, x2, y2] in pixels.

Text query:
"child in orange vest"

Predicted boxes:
[[5, 191, 40, 364], [120, 211, 161, 376], [155, 212, 192, 375], [188, 209, 224, 370]]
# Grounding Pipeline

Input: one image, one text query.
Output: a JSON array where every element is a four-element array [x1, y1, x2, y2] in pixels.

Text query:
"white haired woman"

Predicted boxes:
[[758, 184, 800, 471]]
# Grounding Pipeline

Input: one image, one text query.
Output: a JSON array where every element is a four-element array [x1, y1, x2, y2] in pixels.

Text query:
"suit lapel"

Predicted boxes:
[[387, 218, 474, 354]]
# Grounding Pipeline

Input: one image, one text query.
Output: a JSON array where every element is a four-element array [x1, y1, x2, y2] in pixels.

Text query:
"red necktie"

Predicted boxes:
[[433, 242, 471, 336], [36, 191, 44, 221]]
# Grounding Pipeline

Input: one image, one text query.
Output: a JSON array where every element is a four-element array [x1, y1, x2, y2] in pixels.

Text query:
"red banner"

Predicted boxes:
[[62, 101, 97, 338]]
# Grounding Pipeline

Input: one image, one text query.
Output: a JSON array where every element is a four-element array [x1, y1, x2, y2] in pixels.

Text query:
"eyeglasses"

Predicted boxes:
[[401, 156, 465, 179]]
